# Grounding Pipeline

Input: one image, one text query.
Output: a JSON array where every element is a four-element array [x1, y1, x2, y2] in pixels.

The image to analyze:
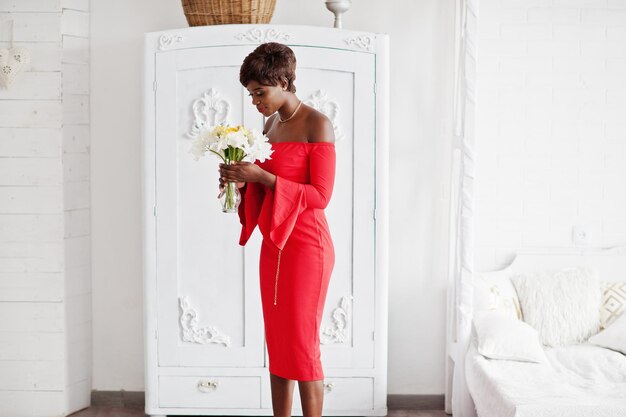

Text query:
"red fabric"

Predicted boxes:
[[238, 142, 336, 381]]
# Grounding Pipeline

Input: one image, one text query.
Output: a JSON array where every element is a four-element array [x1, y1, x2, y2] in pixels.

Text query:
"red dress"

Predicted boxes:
[[238, 141, 336, 381]]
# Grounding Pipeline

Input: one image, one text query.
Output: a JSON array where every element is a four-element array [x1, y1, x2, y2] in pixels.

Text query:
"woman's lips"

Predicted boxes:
[[257, 106, 266, 113]]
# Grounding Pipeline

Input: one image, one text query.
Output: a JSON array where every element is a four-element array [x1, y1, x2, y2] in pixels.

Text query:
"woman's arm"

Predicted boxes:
[[288, 144, 336, 209], [294, 111, 336, 207]]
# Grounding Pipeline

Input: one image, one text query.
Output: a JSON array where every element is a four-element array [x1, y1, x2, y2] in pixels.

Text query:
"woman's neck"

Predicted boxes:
[[277, 96, 302, 122]]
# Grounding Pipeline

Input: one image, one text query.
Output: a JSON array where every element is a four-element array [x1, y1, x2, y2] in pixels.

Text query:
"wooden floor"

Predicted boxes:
[[68, 406, 449, 417]]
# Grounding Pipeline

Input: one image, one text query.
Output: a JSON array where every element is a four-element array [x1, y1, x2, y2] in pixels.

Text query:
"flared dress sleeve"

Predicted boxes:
[[238, 181, 265, 246], [269, 143, 336, 250]]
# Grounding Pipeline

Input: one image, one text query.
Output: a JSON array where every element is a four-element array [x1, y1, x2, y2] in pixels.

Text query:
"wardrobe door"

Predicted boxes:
[[153, 46, 264, 368], [290, 46, 377, 369]]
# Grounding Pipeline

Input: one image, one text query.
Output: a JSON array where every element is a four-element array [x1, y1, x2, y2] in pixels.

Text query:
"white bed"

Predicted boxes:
[[445, 3, 626, 417], [465, 342, 626, 417], [447, 248, 626, 417]]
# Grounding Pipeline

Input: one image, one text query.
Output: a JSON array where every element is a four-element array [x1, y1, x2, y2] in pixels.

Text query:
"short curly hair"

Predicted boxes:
[[240, 42, 297, 93]]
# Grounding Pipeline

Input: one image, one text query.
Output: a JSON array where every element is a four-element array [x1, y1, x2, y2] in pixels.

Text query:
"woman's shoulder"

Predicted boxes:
[[304, 106, 335, 144]]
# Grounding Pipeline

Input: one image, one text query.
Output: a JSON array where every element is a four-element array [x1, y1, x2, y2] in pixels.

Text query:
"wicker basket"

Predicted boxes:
[[182, 0, 277, 26]]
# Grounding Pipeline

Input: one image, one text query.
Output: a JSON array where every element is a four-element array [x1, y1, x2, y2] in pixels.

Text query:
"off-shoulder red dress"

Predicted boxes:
[[238, 141, 336, 381]]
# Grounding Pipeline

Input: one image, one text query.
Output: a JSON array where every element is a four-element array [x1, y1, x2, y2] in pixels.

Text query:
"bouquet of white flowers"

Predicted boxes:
[[189, 124, 273, 213]]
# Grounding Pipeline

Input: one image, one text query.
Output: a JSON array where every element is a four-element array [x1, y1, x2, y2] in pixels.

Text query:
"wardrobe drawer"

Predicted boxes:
[[321, 377, 374, 410], [159, 376, 261, 408]]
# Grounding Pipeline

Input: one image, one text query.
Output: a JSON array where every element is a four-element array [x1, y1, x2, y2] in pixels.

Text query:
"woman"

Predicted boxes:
[[218, 42, 336, 417]]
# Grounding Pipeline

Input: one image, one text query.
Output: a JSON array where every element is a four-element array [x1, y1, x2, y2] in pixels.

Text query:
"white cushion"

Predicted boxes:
[[588, 313, 626, 355], [600, 281, 626, 329], [511, 266, 601, 347], [473, 267, 522, 320], [472, 310, 548, 363]]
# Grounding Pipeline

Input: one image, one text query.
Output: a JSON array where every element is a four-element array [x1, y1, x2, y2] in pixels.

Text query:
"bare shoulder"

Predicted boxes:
[[263, 114, 278, 135], [306, 106, 335, 143]]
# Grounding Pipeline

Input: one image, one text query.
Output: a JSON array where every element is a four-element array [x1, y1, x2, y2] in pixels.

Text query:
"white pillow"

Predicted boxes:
[[472, 311, 548, 363], [600, 281, 626, 329], [473, 267, 522, 320], [511, 266, 601, 347], [588, 313, 626, 355]]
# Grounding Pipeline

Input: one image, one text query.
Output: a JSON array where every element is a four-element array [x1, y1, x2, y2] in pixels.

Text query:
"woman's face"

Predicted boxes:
[[245, 79, 285, 117]]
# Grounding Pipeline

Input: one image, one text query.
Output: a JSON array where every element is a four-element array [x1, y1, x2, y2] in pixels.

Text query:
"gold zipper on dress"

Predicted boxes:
[[274, 249, 282, 306]]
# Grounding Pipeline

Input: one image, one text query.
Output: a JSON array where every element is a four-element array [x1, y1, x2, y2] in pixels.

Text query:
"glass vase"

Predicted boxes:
[[220, 160, 241, 213]]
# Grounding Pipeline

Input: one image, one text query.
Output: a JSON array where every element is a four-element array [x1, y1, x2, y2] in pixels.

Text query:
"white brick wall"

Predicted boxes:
[[0, 0, 91, 415], [475, 0, 626, 270]]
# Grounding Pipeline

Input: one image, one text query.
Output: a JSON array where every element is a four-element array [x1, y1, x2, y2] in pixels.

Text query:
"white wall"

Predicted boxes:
[[91, 1, 456, 394], [475, 0, 626, 272], [0, 1, 91, 415]]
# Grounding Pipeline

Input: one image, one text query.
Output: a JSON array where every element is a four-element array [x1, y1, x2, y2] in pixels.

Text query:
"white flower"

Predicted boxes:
[[225, 130, 249, 150], [189, 127, 213, 160], [189, 123, 274, 163], [243, 139, 273, 163], [247, 128, 263, 145], [189, 138, 207, 161], [199, 125, 218, 144], [209, 134, 228, 153]]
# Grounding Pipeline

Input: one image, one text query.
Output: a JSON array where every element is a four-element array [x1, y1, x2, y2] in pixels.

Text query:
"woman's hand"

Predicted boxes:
[[217, 162, 248, 197], [219, 160, 264, 182], [218, 176, 246, 197], [218, 161, 276, 193]]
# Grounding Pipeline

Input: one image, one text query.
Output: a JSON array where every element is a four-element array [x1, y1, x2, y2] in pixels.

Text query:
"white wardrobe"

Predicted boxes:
[[142, 24, 389, 417]]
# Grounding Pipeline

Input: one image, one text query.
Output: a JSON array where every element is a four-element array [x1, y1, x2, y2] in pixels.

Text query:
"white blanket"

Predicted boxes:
[[465, 342, 626, 417]]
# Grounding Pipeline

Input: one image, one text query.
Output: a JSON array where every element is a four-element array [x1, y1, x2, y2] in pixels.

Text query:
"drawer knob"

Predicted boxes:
[[323, 382, 335, 393], [197, 380, 219, 392]]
